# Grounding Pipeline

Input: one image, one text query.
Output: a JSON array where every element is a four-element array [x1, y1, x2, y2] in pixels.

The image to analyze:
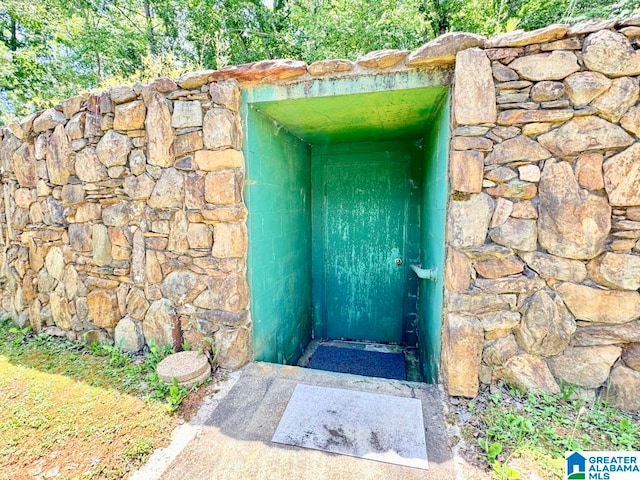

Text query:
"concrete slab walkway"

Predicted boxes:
[[132, 362, 456, 480]]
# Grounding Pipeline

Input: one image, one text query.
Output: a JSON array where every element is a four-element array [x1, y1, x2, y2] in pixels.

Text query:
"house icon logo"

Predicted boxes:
[[566, 452, 586, 479]]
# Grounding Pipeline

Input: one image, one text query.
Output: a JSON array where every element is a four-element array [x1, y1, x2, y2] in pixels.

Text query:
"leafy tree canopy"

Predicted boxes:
[[0, 0, 638, 124]]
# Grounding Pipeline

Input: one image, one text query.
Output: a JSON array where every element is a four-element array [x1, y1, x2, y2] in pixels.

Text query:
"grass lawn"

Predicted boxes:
[[0, 320, 193, 479]]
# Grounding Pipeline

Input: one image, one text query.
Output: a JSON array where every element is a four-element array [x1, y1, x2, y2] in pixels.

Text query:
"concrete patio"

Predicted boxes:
[[132, 362, 456, 480]]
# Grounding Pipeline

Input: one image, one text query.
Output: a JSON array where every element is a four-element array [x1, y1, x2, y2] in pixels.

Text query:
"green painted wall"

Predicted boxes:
[[418, 94, 450, 383], [243, 76, 449, 381], [243, 100, 313, 364]]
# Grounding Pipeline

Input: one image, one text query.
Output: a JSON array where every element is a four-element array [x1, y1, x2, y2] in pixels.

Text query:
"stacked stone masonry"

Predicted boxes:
[[446, 18, 640, 411], [0, 77, 251, 369], [1, 15, 640, 410]]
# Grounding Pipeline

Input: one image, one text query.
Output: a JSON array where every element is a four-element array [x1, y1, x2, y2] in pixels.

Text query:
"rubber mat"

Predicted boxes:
[[272, 383, 428, 469], [307, 345, 406, 380]]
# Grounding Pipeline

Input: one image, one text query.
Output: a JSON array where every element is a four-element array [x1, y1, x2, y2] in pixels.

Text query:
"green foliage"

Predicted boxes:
[[123, 437, 155, 462], [516, 0, 570, 31], [472, 387, 640, 479], [0, 319, 201, 411], [559, 380, 576, 402], [448, 0, 517, 36], [1, 0, 639, 124], [167, 378, 188, 412]]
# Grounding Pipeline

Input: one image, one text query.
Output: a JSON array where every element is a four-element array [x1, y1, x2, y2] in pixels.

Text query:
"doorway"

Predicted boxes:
[[242, 71, 450, 382], [313, 142, 419, 344]]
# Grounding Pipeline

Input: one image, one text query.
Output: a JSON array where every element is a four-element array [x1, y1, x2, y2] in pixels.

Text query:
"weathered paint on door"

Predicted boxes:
[[318, 150, 410, 343]]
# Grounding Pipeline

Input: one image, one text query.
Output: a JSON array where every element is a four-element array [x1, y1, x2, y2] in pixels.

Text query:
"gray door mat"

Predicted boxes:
[[272, 383, 428, 470]]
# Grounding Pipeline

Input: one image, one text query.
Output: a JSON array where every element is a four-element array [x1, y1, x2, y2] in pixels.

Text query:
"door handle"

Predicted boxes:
[[394, 258, 403, 266]]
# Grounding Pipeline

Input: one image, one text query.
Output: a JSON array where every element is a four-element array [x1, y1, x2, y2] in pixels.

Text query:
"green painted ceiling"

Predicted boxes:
[[251, 86, 448, 144]]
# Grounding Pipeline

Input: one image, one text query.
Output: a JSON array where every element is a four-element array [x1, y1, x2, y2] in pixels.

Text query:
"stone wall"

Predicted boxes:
[[0, 76, 251, 368], [1, 14, 640, 410], [0, 31, 488, 371], [444, 19, 640, 411]]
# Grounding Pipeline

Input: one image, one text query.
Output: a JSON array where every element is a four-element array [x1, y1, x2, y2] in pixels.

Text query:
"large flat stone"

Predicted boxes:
[[538, 116, 634, 157], [46, 125, 72, 185], [449, 150, 483, 193], [406, 32, 486, 67], [555, 282, 640, 324], [474, 257, 524, 279], [591, 77, 639, 123], [146, 93, 175, 167], [548, 346, 621, 389], [489, 218, 537, 251], [475, 276, 545, 294], [564, 72, 612, 106], [485, 135, 550, 165], [209, 59, 307, 82], [583, 30, 640, 77], [510, 51, 579, 81], [443, 314, 483, 397], [606, 365, 640, 412], [486, 24, 568, 48], [356, 49, 408, 69], [447, 193, 494, 247], [307, 59, 354, 76], [177, 70, 215, 89], [587, 252, 640, 290], [447, 292, 517, 313], [538, 160, 610, 259], [495, 354, 560, 395], [486, 181, 537, 200], [519, 251, 587, 282], [498, 109, 573, 125], [453, 48, 496, 126], [571, 321, 640, 346], [604, 143, 640, 207]]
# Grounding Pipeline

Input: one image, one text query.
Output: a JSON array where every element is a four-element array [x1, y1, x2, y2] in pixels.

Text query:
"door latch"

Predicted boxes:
[[394, 257, 403, 266]]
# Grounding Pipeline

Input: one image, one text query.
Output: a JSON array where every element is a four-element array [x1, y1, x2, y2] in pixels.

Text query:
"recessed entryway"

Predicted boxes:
[[242, 70, 450, 382]]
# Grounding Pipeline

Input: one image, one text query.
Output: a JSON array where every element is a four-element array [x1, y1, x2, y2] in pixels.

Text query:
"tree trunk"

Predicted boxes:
[[144, 0, 157, 55]]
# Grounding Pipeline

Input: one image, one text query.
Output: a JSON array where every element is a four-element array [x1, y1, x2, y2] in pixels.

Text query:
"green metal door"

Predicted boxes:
[[322, 154, 409, 343]]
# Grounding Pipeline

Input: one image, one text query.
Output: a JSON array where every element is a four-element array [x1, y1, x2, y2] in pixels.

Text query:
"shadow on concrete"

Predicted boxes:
[[153, 362, 455, 480]]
